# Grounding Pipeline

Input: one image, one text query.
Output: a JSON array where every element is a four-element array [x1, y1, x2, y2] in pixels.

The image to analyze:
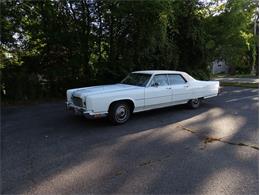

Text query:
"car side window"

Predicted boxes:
[[168, 74, 186, 85], [150, 74, 169, 86]]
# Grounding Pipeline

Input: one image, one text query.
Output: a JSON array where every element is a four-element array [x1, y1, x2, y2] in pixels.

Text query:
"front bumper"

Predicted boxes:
[[66, 102, 107, 119]]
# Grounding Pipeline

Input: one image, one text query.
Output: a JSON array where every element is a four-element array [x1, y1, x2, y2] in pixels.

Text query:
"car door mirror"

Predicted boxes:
[[151, 82, 159, 87]]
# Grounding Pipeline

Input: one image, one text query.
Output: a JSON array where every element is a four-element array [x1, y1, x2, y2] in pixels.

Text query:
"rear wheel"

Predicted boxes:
[[188, 98, 201, 109], [108, 102, 131, 125]]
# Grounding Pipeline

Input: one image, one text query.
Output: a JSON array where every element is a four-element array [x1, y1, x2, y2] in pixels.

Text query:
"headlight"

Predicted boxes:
[[71, 96, 83, 107]]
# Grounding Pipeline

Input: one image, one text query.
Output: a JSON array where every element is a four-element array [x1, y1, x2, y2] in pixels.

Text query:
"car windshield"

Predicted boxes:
[[121, 73, 151, 87]]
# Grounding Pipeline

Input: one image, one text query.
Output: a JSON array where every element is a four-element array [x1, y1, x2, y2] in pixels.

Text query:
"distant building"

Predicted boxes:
[[212, 60, 229, 74]]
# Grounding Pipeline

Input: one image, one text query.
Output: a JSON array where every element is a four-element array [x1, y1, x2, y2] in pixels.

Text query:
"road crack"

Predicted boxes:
[[178, 125, 259, 151], [112, 125, 258, 179]]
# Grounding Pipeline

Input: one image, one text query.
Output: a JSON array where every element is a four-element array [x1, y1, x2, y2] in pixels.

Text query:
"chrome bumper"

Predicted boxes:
[[66, 102, 107, 119]]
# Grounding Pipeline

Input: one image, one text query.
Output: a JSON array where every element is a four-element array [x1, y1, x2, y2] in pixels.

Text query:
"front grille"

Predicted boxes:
[[72, 96, 83, 107]]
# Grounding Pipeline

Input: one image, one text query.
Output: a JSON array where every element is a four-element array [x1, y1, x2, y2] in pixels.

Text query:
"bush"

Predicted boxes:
[[188, 69, 210, 80]]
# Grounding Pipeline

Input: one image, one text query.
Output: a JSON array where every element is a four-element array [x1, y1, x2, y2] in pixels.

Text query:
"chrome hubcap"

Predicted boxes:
[[115, 105, 128, 122], [192, 99, 199, 104]]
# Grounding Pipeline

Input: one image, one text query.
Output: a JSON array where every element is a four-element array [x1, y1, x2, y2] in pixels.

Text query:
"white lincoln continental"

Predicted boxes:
[[66, 70, 219, 124]]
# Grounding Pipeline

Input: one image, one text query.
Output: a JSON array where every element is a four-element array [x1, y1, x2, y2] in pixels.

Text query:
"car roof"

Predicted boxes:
[[132, 70, 185, 75]]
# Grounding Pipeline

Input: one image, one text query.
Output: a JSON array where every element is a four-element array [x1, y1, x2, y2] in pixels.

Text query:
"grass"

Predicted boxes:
[[220, 82, 259, 88], [213, 74, 258, 78]]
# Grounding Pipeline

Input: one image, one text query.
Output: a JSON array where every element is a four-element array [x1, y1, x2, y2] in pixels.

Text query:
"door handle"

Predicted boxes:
[[166, 87, 172, 89], [184, 85, 189, 88]]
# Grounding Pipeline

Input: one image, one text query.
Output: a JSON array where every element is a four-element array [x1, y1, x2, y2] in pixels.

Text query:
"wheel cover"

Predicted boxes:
[[115, 105, 129, 122], [192, 99, 199, 105]]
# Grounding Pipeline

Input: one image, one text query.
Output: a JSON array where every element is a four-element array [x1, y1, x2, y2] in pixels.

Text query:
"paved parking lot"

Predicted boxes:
[[2, 87, 259, 194]]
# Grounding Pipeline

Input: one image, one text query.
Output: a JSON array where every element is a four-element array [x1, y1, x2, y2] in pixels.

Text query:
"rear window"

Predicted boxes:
[[168, 74, 186, 85]]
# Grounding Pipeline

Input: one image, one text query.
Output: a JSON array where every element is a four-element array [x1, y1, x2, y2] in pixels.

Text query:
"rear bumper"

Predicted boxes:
[[66, 102, 107, 119], [218, 86, 223, 95]]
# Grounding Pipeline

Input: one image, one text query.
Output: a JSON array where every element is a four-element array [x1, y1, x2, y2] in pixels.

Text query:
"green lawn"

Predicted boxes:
[[220, 82, 259, 88], [213, 74, 258, 79]]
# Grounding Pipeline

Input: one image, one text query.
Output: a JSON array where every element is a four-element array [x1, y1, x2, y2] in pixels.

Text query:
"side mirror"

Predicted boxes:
[[151, 82, 159, 87]]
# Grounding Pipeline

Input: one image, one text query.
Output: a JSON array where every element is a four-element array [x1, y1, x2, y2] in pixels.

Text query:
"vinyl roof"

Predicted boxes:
[[132, 70, 186, 75], [132, 70, 195, 81]]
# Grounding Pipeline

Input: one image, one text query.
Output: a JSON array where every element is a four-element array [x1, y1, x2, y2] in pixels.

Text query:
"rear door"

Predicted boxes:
[[168, 74, 191, 103], [144, 74, 172, 109]]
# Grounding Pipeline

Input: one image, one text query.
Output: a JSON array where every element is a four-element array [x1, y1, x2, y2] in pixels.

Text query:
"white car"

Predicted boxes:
[[66, 70, 219, 124]]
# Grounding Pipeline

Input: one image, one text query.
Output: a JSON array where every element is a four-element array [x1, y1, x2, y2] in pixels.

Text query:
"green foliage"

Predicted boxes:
[[0, 0, 258, 101], [204, 0, 258, 73], [189, 69, 211, 80]]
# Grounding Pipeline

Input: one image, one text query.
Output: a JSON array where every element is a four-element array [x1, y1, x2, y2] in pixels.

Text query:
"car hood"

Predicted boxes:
[[71, 84, 142, 97]]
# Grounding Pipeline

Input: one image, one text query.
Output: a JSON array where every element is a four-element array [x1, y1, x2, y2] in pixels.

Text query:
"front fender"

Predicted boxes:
[[87, 96, 136, 113], [108, 97, 136, 108]]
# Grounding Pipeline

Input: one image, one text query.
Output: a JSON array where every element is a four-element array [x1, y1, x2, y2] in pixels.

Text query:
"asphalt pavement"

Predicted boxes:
[[1, 86, 259, 194]]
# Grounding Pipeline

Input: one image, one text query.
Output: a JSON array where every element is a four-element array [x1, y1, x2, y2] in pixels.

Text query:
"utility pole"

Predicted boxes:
[[251, 15, 256, 75], [251, 11, 259, 76]]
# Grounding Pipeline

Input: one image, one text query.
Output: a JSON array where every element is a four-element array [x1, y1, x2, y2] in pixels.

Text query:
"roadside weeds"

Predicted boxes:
[[220, 82, 259, 89]]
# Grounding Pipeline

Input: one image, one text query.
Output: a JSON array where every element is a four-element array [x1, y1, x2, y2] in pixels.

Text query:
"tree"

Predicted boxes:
[[204, 0, 258, 74], [1, 0, 258, 102]]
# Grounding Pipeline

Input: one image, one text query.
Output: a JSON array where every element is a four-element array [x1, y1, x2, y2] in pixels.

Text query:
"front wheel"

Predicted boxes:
[[188, 98, 201, 109], [108, 102, 131, 125]]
